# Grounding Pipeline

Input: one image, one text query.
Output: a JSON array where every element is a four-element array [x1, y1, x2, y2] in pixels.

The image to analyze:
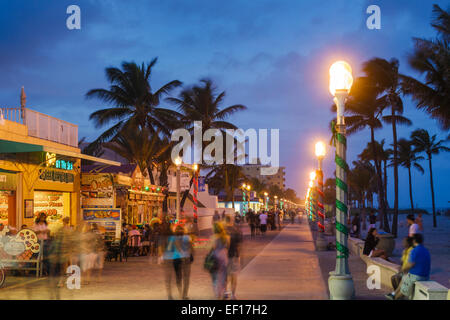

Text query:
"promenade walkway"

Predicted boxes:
[[237, 215, 328, 299]]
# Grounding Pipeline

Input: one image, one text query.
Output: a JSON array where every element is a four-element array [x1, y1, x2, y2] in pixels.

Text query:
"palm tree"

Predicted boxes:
[[362, 57, 413, 236], [338, 76, 390, 232], [167, 79, 246, 139], [349, 160, 376, 230], [411, 129, 450, 227], [396, 138, 424, 213], [401, 5, 450, 130], [169, 79, 246, 208], [85, 59, 182, 152], [103, 126, 170, 184], [206, 164, 246, 208], [249, 177, 267, 198], [358, 140, 392, 213]]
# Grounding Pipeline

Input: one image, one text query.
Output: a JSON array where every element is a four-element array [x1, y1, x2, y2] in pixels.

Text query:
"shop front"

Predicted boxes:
[[81, 167, 165, 229], [0, 141, 120, 232], [0, 171, 17, 227]]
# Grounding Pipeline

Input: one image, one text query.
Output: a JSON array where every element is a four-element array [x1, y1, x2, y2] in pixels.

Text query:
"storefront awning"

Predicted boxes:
[[0, 140, 121, 166]]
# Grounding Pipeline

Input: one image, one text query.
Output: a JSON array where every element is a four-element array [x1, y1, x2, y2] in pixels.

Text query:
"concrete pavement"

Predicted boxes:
[[236, 216, 328, 300], [0, 216, 329, 300]]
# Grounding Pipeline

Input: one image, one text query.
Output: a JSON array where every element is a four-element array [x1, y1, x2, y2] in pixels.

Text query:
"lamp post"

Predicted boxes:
[[193, 163, 199, 224], [264, 192, 269, 210], [327, 60, 355, 300], [311, 171, 316, 224], [315, 141, 328, 251], [174, 156, 182, 220], [274, 195, 278, 210]]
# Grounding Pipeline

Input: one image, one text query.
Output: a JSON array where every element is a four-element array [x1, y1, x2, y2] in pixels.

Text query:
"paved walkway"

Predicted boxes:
[[236, 216, 328, 300]]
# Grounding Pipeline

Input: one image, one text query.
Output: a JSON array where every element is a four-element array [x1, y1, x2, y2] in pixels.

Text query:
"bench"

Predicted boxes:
[[0, 230, 44, 277], [1, 249, 43, 277], [413, 281, 449, 300]]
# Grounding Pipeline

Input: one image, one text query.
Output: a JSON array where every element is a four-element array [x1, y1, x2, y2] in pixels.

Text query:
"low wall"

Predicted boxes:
[[197, 207, 235, 231], [348, 237, 400, 289]]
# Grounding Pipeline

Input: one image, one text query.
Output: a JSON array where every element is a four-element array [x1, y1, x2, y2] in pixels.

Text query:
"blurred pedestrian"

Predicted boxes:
[[225, 216, 242, 300], [350, 214, 361, 238], [33, 212, 50, 275], [259, 211, 268, 236], [247, 210, 256, 239], [210, 222, 229, 299]]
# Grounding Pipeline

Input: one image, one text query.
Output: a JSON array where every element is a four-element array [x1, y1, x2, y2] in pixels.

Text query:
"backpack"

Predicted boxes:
[[203, 249, 218, 273]]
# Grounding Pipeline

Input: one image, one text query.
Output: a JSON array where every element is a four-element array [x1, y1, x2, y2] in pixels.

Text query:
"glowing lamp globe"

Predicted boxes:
[[315, 141, 326, 158], [329, 61, 353, 96], [193, 163, 198, 171], [310, 171, 316, 181], [174, 157, 182, 167]]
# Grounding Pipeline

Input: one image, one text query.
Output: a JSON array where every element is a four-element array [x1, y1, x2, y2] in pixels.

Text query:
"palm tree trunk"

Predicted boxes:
[[391, 107, 399, 237], [384, 159, 388, 208], [408, 166, 414, 214], [147, 165, 155, 185], [370, 128, 390, 232], [180, 176, 194, 210], [428, 156, 437, 228]]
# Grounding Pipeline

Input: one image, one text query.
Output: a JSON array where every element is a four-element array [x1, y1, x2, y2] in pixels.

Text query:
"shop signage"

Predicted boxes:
[[45, 152, 74, 171], [81, 174, 114, 208], [83, 208, 121, 221], [39, 169, 74, 183]]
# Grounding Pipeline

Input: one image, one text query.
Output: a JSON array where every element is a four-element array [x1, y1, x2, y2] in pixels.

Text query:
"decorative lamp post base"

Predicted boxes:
[[315, 234, 328, 251], [328, 272, 355, 300]]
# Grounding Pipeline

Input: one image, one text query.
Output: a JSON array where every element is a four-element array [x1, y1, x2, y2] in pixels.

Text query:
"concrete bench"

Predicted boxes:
[[348, 237, 365, 256], [413, 281, 449, 300]]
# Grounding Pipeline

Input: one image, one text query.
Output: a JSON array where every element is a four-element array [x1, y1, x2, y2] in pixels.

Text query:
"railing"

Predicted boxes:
[[0, 107, 78, 148], [0, 107, 23, 124]]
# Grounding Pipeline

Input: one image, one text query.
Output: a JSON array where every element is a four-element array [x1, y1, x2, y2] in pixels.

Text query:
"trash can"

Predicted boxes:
[[376, 232, 395, 257]]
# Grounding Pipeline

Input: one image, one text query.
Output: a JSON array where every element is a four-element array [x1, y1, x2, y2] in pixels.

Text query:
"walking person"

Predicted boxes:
[[209, 222, 229, 299], [407, 214, 422, 237], [259, 211, 268, 236], [224, 216, 243, 300], [160, 220, 176, 299], [350, 214, 361, 238], [168, 225, 193, 300], [247, 211, 256, 239], [33, 212, 51, 275], [368, 210, 377, 229]]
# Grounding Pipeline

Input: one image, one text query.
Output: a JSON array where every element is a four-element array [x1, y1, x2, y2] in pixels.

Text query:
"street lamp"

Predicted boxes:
[[328, 60, 354, 300], [274, 195, 278, 210], [315, 141, 328, 251], [174, 156, 182, 220], [264, 192, 269, 210], [192, 163, 199, 227]]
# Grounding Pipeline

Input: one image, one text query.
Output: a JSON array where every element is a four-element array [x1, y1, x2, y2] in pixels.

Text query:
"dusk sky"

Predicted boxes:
[[0, 0, 449, 208]]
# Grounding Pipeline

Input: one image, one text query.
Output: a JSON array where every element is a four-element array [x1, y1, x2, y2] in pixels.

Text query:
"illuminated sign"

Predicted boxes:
[[45, 152, 74, 171], [39, 169, 74, 183]]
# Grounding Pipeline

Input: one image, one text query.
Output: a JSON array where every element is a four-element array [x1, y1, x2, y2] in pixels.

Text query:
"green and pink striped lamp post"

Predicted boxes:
[[327, 61, 355, 300]]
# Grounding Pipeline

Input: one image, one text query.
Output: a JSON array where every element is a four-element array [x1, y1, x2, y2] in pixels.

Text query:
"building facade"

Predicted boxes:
[[241, 164, 286, 189]]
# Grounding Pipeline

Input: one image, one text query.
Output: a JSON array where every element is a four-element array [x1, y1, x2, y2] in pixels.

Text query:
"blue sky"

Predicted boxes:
[[0, 0, 449, 208]]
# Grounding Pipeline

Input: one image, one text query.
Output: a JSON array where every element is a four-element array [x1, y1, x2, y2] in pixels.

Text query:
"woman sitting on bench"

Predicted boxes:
[[363, 228, 389, 260]]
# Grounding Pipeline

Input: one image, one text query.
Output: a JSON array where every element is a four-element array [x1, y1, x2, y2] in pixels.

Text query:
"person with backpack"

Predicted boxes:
[[206, 222, 229, 299], [225, 216, 243, 300]]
